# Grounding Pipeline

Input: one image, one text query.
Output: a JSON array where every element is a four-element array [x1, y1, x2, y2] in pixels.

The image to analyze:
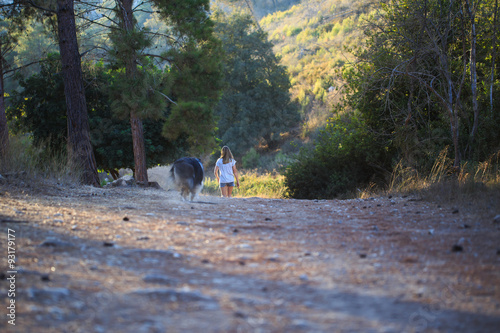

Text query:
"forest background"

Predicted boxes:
[[0, 0, 499, 199]]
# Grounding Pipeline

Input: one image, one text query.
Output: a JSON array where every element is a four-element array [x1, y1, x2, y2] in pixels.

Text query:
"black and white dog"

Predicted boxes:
[[170, 157, 204, 201]]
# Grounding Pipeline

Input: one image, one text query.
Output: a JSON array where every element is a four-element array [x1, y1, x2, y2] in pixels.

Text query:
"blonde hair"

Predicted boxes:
[[220, 146, 234, 164]]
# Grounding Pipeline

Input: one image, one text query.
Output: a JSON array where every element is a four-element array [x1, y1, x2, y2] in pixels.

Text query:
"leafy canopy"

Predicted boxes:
[[213, 11, 300, 156], [7, 55, 187, 174]]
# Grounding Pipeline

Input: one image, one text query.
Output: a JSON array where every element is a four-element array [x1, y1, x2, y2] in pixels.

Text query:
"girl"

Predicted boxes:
[[214, 146, 240, 197]]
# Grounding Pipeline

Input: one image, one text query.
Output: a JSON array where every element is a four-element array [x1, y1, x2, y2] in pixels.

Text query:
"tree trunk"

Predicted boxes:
[[465, 0, 480, 158], [56, 0, 99, 186], [490, 0, 498, 114], [0, 40, 9, 160], [119, 0, 148, 183], [130, 113, 148, 183]]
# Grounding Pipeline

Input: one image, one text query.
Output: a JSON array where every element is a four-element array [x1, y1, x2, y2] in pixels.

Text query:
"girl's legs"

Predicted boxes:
[[227, 186, 234, 198], [220, 185, 229, 197]]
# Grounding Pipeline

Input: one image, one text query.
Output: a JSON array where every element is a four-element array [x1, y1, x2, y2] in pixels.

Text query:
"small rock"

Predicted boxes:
[[147, 181, 162, 189], [122, 249, 180, 259], [452, 244, 463, 252], [428, 229, 434, 235], [39, 237, 74, 248], [452, 208, 459, 214], [267, 254, 280, 262], [176, 221, 189, 226], [359, 253, 367, 259], [237, 243, 253, 250], [289, 319, 315, 331], [299, 274, 308, 281], [143, 274, 178, 286], [493, 215, 500, 224], [136, 236, 150, 241], [234, 311, 247, 318], [496, 249, 500, 255], [109, 175, 135, 187], [103, 242, 114, 247], [123, 217, 129, 221], [130, 288, 217, 305], [28, 288, 71, 304]]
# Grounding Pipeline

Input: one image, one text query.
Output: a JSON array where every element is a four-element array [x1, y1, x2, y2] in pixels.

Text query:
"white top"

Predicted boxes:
[[215, 158, 236, 183]]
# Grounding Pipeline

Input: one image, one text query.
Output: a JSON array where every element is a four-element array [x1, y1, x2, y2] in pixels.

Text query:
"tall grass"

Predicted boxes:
[[383, 148, 500, 210], [203, 171, 287, 198], [0, 135, 81, 185]]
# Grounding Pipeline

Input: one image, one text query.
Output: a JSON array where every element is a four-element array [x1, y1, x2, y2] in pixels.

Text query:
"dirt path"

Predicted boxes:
[[1, 182, 499, 332]]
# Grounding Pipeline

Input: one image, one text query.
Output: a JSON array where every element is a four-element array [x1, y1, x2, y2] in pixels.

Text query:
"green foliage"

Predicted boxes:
[[105, 0, 224, 157], [242, 148, 261, 169], [340, 0, 500, 172], [152, 0, 213, 39], [162, 36, 224, 156], [284, 112, 390, 199], [7, 54, 67, 151], [163, 101, 218, 156], [286, 26, 302, 37], [107, 61, 168, 121], [253, 0, 373, 133], [7, 55, 186, 175], [213, 11, 300, 156]]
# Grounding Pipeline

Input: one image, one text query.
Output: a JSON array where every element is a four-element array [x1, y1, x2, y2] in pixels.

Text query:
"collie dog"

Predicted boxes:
[[170, 157, 204, 201]]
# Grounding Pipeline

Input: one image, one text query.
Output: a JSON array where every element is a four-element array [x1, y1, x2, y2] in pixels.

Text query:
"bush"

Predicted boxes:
[[242, 148, 261, 169], [284, 112, 390, 199], [287, 26, 303, 37]]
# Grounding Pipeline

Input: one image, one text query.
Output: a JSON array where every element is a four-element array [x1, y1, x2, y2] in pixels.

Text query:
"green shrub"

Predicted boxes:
[[287, 26, 303, 37], [242, 148, 261, 169], [284, 112, 390, 199]]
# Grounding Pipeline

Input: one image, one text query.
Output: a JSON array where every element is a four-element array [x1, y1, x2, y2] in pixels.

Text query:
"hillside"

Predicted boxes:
[[256, 0, 376, 136]]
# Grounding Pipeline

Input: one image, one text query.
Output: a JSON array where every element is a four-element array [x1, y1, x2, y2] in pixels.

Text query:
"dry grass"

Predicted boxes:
[[0, 135, 80, 186], [203, 170, 287, 198], [377, 148, 500, 217]]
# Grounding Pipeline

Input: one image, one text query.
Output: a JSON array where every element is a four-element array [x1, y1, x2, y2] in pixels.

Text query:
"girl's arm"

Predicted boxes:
[[214, 165, 220, 182], [232, 165, 240, 188]]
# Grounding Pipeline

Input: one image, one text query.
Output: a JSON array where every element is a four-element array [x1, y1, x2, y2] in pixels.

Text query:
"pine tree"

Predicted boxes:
[[213, 11, 299, 155], [109, 0, 224, 179], [56, 0, 99, 185]]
